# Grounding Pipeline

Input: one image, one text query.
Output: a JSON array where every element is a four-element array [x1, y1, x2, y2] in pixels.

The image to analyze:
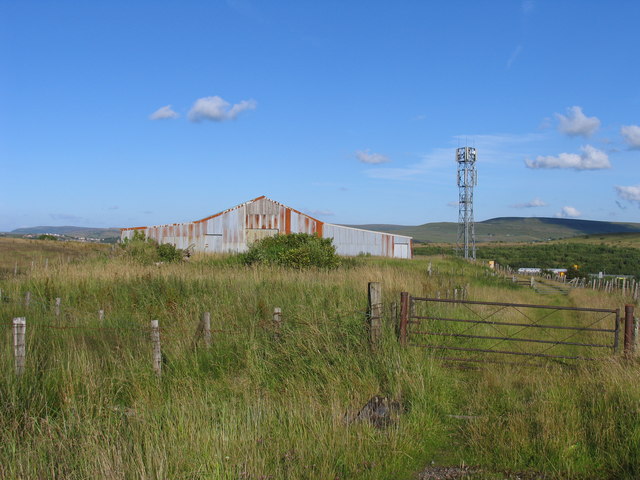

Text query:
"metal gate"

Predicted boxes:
[[398, 293, 628, 363]]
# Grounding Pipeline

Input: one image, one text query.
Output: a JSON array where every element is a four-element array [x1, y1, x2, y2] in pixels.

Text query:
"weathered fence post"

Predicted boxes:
[[203, 311, 211, 347], [24, 291, 31, 308], [273, 307, 282, 330], [150, 320, 162, 376], [13, 317, 26, 376], [624, 305, 635, 356], [14, 261, 18, 276], [634, 316, 639, 355], [98, 309, 105, 321], [55, 297, 61, 317], [368, 282, 382, 345], [399, 292, 409, 346]]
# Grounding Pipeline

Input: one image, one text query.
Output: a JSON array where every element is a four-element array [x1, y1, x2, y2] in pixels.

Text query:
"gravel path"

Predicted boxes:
[[418, 465, 548, 480]]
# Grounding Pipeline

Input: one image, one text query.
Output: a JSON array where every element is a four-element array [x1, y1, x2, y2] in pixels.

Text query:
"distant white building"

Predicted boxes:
[[121, 196, 413, 259], [517, 267, 568, 275]]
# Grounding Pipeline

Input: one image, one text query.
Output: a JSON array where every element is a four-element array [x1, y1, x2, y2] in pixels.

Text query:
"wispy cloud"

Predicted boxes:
[[525, 145, 610, 170], [615, 185, 640, 206], [506, 45, 523, 69], [522, 0, 534, 14], [621, 125, 640, 149], [149, 105, 179, 120], [367, 133, 544, 180], [355, 150, 390, 164], [447, 201, 459, 207], [49, 213, 86, 223], [107, 206, 119, 210], [510, 198, 547, 208], [306, 209, 335, 217], [555, 206, 581, 218], [188, 96, 256, 122], [555, 106, 600, 137]]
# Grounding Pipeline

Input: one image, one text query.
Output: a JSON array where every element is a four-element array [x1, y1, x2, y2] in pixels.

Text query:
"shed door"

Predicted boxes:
[[394, 243, 409, 259]]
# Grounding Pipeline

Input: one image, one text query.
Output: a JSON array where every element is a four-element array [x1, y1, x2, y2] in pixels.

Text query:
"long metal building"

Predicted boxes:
[[121, 196, 413, 259]]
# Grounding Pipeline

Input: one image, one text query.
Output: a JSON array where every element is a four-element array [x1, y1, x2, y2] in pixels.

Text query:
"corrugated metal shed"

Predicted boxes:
[[121, 196, 413, 259]]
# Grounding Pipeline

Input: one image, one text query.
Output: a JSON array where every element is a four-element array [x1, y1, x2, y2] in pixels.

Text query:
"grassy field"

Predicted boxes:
[[414, 235, 640, 276], [0, 237, 110, 278], [1, 241, 639, 479]]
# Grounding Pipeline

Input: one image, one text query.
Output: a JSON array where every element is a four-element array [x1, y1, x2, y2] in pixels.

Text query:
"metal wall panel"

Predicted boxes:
[[121, 196, 412, 258]]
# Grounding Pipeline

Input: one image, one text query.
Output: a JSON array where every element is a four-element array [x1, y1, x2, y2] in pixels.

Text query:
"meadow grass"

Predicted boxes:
[[0, 245, 639, 479]]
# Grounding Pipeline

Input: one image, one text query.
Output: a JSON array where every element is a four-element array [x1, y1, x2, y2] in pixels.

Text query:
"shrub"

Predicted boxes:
[[242, 233, 341, 269], [37, 234, 58, 241], [157, 242, 183, 262], [121, 231, 184, 264]]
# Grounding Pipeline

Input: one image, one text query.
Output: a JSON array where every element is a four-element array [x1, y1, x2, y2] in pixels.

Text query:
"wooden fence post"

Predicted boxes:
[[150, 320, 162, 376], [624, 305, 635, 356], [368, 282, 382, 345], [193, 312, 212, 347], [203, 312, 211, 347], [24, 291, 31, 308], [13, 317, 26, 376], [273, 307, 282, 329], [55, 297, 61, 317], [399, 292, 409, 346]]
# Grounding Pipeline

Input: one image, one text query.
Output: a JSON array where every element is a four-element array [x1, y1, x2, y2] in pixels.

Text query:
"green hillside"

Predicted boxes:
[[8, 226, 121, 241], [349, 217, 640, 243]]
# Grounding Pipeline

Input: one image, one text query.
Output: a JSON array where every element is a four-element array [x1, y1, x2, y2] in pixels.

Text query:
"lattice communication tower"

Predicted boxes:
[[456, 146, 477, 259]]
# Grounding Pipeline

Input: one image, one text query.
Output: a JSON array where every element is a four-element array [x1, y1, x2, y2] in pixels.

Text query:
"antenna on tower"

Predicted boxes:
[[456, 146, 477, 260]]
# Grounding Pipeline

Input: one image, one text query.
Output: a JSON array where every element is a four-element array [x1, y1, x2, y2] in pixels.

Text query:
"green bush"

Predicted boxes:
[[242, 233, 341, 269], [37, 234, 58, 241], [121, 231, 184, 264], [157, 242, 183, 262]]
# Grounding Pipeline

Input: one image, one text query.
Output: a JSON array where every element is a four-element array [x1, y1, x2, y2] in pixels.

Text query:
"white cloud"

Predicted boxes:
[[621, 125, 640, 149], [188, 96, 256, 122], [615, 185, 640, 205], [525, 145, 610, 170], [555, 106, 600, 137], [555, 206, 581, 218], [447, 201, 459, 207], [511, 198, 547, 208], [149, 105, 179, 120], [355, 150, 390, 164]]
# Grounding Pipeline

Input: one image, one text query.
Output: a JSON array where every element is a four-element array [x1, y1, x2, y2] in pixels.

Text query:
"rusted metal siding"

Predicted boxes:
[[322, 224, 412, 258], [120, 196, 412, 258]]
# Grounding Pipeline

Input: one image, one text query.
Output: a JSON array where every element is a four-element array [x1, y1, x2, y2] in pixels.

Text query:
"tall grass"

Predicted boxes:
[[0, 250, 638, 479]]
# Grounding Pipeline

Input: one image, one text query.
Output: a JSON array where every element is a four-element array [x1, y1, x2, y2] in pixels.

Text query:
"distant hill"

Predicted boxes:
[[348, 217, 640, 243], [7, 226, 121, 241]]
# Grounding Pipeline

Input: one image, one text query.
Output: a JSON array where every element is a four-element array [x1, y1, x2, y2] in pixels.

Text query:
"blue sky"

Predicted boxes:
[[2, 0, 640, 231]]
